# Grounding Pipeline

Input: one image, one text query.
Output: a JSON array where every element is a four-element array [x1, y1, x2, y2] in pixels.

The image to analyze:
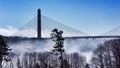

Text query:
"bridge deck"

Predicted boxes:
[[64, 36, 120, 39]]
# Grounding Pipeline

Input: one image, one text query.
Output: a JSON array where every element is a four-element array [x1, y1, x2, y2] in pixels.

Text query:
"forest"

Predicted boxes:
[[91, 39, 120, 68], [1, 38, 119, 68]]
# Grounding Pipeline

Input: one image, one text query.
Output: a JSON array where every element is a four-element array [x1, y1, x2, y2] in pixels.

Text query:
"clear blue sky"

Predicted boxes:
[[0, 0, 120, 35]]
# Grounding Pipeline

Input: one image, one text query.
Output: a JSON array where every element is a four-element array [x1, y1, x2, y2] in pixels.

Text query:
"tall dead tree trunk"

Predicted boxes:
[[0, 56, 2, 68]]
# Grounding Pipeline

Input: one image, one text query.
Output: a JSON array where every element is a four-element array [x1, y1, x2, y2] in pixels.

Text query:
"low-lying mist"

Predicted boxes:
[[7, 38, 113, 62]]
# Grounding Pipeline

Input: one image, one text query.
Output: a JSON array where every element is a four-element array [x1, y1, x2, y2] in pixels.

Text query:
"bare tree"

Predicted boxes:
[[110, 39, 120, 68], [91, 39, 120, 68], [34, 63, 40, 68], [92, 44, 105, 68], [37, 52, 49, 68], [70, 52, 86, 68], [17, 58, 21, 68], [23, 53, 29, 68], [91, 57, 99, 68]]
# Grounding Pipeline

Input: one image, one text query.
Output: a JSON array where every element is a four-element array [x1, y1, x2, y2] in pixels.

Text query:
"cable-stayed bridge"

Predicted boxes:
[[12, 9, 120, 39], [2, 9, 120, 68], [2, 9, 120, 58]]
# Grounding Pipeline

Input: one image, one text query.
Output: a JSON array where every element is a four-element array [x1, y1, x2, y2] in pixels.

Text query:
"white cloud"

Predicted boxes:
[[0, 25, 17, 36], [13, 29, 37, 37], [0, 25, 37, 37]]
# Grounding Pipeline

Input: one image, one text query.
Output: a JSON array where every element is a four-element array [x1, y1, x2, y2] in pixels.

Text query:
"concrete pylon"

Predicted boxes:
[[37, 9, 41, 39]]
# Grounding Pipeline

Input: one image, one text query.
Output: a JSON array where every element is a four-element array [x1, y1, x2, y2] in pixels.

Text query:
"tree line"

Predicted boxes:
[[6, 51, 88, 68], [91, 39, 120, 68], [3, 38, 120, 68]]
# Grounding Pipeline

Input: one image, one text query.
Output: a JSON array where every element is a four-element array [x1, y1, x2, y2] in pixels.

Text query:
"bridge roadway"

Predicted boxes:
[[3, 35, 120, 43], [64, 36, 120, 39]]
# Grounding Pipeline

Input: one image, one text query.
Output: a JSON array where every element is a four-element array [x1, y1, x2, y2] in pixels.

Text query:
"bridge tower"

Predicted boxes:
[[37, 9, 41, 39]]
